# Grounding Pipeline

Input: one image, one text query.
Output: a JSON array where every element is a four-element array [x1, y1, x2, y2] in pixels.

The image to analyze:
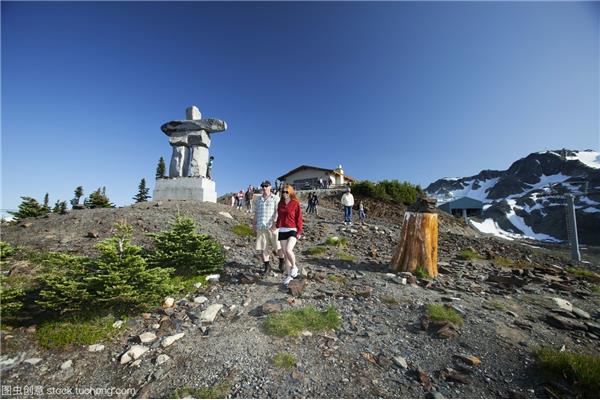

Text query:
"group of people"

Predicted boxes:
[[232, 185, 261, 213], [252, 180, 302, 287], [305, 192, 319, 215]]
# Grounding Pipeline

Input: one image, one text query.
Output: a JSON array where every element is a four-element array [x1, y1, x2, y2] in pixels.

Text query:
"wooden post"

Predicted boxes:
[[390, 211, 438, 277]]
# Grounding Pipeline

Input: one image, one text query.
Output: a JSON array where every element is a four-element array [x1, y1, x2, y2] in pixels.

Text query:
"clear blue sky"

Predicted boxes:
[[2, 1, 599, 212]]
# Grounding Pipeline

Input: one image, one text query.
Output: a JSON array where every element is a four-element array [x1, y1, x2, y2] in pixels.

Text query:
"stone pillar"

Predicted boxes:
[[187, 131, 211, 177], [169, 135, 189, 177]]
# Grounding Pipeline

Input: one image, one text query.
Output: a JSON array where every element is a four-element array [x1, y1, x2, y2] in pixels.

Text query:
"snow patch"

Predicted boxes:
[[582, 207, 599, 214], [566, 150, 600, 169]]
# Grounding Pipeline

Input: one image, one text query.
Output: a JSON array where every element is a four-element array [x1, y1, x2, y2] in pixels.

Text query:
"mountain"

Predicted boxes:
[[425, 149, 600, 245]]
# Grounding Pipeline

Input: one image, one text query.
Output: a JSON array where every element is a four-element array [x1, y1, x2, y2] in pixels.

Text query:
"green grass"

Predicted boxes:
[[273, 352, 297, 369], [167, 274, 208, 293], [566, 267, 600, 282], [414, 266, 429, 279], [493, 256, 513, 267], [591, 284, 600, 294], [337, 252, 356, 262], [264, 305, 341, 337], [35, 315, 122, 349], [231, 224, 255, 237], [380, 295, 399, 304], [306, 246, 327, 256], [327, 274, 347, 285], [487, 299, 506, 310], [457, 248, 482, 261], [325, 236, 347, 247], [535, 347, 600, 397], [172, 381, 232, 399], [425, 304, 464, 326]]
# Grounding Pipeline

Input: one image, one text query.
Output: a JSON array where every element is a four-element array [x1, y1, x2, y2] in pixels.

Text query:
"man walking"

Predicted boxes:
[[253, 180, 285, 275], [341, 187, 354, 225]]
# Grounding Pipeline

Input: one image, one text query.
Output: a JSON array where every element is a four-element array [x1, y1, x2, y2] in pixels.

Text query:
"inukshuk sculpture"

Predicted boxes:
[[390, 196, 439, 278], [153, 106, 227, 203], [161, 106, 227, 178]]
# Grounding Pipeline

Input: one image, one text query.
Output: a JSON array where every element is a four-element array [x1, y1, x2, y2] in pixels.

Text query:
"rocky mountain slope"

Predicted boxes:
[[425, 149, 600, 245], [1, 199, 600, 399]]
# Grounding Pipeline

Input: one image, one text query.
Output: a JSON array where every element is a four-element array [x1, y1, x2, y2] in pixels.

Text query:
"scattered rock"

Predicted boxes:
[[571, 307, 591, 319], [288, 279, 308, 297], [120, 345, 149, 364], [112, 320, 124, 329], [60, 360, 73, 370], [88, 344, 105, 352], [193, 296, 208, 304], [440, 367, 471, 384], [200, 304, 224, 324], [206, 274, 220, 282], [162, 332, 185, 348], [552, 297, 573, 312], [156, 354, 171, 365], [546, 314, 587, 331], [86, 231, 99, 238], [218, 211, 233, 219], [454, 354, 481, 367], [137, 332, 157, 344], [24, 358, 42, 365], [262, 302, 283, 314], [163, 297, 175, 308], [393, 355, 408, 369]]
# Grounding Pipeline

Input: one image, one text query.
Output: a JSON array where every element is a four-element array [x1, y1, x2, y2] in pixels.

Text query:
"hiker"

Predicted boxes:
[[359, 200, 366, 224], [236, 190, 244, 211], [276, 184, 303, 287], [245, 185, 254, 213], [306, 192, 313, 213], [253, 180, 285, 275], [230, 193, 235, 207], [206, 156, 214, 179], [311, 193, 319, 215], [341, 187, 354, 225]]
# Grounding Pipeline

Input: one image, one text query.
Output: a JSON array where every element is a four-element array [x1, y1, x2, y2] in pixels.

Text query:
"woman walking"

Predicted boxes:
[[276, 185, 303, 287]]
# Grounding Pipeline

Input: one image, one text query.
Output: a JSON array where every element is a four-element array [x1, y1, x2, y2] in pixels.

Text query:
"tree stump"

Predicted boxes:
[[390, 211, 438, 277]]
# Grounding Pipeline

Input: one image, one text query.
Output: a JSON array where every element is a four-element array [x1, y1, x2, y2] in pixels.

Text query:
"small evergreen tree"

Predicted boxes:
[[52, 200, 61, 213], [43, 193, 50, 213], [87, 187, 115, 208], [71, 186, 84, 207], [85, 222, 174, 309], [59, 201, 68, 214], [133, 178, 151, 203], [9, 196, 49, 220], [147, 215, 225, 276], [156, 157, 166, 179]]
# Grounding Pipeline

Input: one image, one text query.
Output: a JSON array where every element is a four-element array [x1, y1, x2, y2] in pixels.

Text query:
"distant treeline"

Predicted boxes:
[[351, 180, 423, 205]]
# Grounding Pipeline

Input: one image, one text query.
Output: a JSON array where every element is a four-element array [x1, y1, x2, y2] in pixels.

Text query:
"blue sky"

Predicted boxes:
[[2, 1, 599, 212]]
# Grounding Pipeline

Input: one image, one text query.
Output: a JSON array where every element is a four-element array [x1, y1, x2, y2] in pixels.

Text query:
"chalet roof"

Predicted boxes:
[[277, 165, 355, 182]]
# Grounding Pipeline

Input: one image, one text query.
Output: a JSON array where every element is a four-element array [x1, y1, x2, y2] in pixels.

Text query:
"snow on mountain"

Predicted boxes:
[[426, 149, 600, 245]]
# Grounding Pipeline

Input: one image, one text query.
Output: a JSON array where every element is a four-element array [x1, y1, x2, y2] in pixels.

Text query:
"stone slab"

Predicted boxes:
[[153, 177, 216, 203]]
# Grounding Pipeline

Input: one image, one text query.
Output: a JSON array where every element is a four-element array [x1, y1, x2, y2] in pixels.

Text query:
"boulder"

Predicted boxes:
[[288, 279, 307, 297], [262, 302, 283, 314], [200, 304, 223, 324], [546, 314, 587, 331], [193, 296, 208, 304], [163, 297, 175, 308], [137, 332, 157, 344], [552, 297, 573, 312], [120, 345, 149, 364], [161, 332, 185, 348]]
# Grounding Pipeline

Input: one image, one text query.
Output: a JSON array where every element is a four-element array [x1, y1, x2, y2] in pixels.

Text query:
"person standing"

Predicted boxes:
[[358, 200, 366, 224], [253, 180, 285, 275], [236, 189, 244, 211], [306, 192, 313, 213], [312, 193, 319, 216], [206, 156, 214, 179], [276, 185, 303, 286], [245, 185, 254, 213], [341, 187, 354, 225]]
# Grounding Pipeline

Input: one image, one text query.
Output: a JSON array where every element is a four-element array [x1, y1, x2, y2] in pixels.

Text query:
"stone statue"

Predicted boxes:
[[160, 106, 227, 178]]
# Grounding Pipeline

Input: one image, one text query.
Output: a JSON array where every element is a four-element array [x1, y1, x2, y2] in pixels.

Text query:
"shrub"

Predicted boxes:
[[566, 267, 600, 282], [327, 274, 347, 285], [172, 379, 232, 399], [337, 252, 356, 262], [425, 304, 463, 326], [84, 187, 114, 208], [306, 246, 327, 256], [457, 248, 482, 261], [351, 179, 422, 205], [231, 224, 255, 237], [414, 266, 429, 279], [148, 216, 225, 276], [264, 305, 341, 336], [86, 222, 175, 310], [591, 285, 600, 294], [35, 315, 122, 349], [9, 196, 49, 220], [535, 347, 600, 397], [0, 275, 27, 322], [273, 352, 297, 369], [0, 241, 15, 260]]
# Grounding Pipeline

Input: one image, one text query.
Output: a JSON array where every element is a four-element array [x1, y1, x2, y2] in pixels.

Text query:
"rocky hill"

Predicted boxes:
[[1, 199, 600, 399], [425, 149, 600, 245]]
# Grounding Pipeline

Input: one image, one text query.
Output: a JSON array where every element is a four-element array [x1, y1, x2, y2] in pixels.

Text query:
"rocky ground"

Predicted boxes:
[[1, 195, 600, 399]]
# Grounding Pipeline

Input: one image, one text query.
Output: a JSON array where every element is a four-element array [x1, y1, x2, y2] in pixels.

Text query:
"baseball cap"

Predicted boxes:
[[260, 180, 272, 187]]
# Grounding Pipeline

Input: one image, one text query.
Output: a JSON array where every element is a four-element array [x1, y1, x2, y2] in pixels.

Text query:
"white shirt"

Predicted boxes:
[[341, 193, 354, 207]]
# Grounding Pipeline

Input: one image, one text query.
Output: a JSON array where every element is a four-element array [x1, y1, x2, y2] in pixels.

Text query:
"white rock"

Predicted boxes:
[[120, 345, 149, 364], [301, 330, 313, 337], [385, 273, 396, 278], [156, 354, 171, 365], [400, 278, 407, 285], [572, 307, 591, 319], [161, 332, 185, 348], [393, 356, 408, 369], [60, 360, 73, 370], [194, 282, 203, 289], [163, 297, 175, 308], [200, 304, 224, 324], [130, 359, 142, 368], [194, 296, 208, 304], [138, 332, 157, 344], [218, 211, 233, 219], [552, 297, 573, 312], [151, 323, 160, 330], [206, 274, 220, 282], [112, 320, 124, 329], [243, 298, 251, 307], [24, 358, 42, 365], [88, 344, 105, 352], [223, 246, 231, 251]]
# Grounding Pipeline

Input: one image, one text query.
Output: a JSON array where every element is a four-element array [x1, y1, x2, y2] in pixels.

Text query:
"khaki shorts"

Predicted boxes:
[[255, 229, 281, 251]]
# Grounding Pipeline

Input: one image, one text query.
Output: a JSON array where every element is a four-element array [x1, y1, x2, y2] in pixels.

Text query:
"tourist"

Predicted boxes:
[[311, 193, 319, 215], [306, 192, 313, 213], [252, 180, 285, 275], [206, 156, 214, 179], [341, 187, 354, 225], [245, 185, 254, 213], [358, 200, 366, 224], [276, 184, 303, 286], [230, 193, 235, 207], [236, 189, 244, 210]]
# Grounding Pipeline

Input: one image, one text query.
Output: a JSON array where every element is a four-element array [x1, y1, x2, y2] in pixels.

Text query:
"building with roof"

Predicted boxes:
[[277, 164, 354, 190], [438, 196, 483, 220]]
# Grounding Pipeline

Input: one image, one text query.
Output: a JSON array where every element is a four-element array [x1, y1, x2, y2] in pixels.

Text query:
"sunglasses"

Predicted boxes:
[[283, 191, 289, 194]]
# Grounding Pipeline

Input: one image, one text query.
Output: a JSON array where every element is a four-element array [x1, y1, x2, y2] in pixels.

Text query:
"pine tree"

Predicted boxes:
[[59, 201, 68, 214], [43, 193, 50, 211], [147, 215, 225, 276], [52, 200, 61, 213], [71, 186, 84, 207], [87, 187, 115, 208], [9, 196, 49, 220], [156, 157, 166, 179], [133, 178, 151, 203]]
